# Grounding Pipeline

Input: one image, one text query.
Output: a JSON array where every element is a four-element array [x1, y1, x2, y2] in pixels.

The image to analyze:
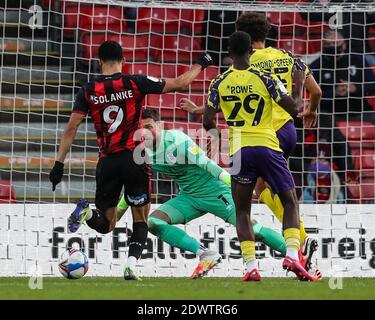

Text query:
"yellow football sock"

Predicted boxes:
[[259, 188, 283, 222], [283, 228, 300, 250], [260, 188, 308, 245], [240, 241, 256, 264], [298, 220, 308, 245]]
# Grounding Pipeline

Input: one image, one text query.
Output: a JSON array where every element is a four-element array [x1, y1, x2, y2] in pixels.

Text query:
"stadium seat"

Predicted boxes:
[[336, 121, 375, 141], [267, 12, 304, 35], [368, 97, 375, 111], [63, 5, 126, 37], [137, 8, 181, 34], [146, 93, 186, 107], [0, 180, 16, 204], [348, 178, 375, 203], [191, 66, 220, 91], [123, 63, 162, 77], [277, 36, 307, 56], [277, 34, 322, 55], [159, 35, 203, 62], [136, 8, 205, 34], [159, 108, 188, 120], [81, 33, 161, 63], [351, 149, 375, 170]]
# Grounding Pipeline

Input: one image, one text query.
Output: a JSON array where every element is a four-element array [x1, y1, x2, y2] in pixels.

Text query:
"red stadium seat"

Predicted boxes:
[[159, 35, 203, 62], [0, 180, 16, 204], [336, 121, 375, 140], [348, 178, 375, 203], [368, 97, 375, 111], [191, 66, 219, 91], [181, 9, 206, 34], [81, 33, 161, 63], [267, 12, 304, 34], [160, 108, 188, 120], [123, 63, 162, 77], [268, 10, 328, 37], [63, 4, 126, 37], [307, 37, 323, 55], [146, 93, 188, 107], [80, 6, 126, 33], [136, 8, 206, 34], [137, 8, 181, 33], [351, 149, 375, 170], [277, 36, 307, 56], [277, 34, 322, 55]]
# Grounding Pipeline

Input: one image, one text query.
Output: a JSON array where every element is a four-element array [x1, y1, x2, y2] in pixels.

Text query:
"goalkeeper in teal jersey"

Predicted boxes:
[[117, 108, 286, 279]]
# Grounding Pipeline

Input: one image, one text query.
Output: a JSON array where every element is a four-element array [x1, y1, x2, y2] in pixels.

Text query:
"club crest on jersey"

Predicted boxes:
[[276, 79, 288, 94], [166, 152, 177, 164], [127, 194, 148, 206]]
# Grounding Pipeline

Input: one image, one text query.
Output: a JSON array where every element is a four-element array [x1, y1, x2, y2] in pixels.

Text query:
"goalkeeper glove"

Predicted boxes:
[[219, 171, 231, 187], [49, 161, 64, 191], [196, 52, 213, 70]]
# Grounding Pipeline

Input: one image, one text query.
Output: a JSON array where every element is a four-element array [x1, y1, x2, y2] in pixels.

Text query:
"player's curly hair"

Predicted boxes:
[[235, 12, 270, 43], [142, 108, 160, 121], [228, 31, 251, 56]]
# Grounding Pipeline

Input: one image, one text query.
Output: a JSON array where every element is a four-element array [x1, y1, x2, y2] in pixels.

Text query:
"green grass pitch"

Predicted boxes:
[[1, 277, 375, 300]]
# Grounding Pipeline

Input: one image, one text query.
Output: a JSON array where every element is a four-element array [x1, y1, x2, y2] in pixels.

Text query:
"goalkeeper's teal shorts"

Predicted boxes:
[[156, 189, 235, 225]]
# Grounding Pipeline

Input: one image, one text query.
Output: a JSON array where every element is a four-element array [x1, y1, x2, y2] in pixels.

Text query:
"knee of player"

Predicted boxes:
[[147, 215, 167, 234], [282, 195, 298, 209], [107, 220, 117, 233]]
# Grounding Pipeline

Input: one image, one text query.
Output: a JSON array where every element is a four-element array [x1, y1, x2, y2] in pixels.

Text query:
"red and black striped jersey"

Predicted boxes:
[[73, 72, 165, 157]]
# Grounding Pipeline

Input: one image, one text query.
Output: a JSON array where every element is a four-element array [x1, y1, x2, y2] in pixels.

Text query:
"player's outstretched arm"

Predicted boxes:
[[162, 53, 213, 93], [203, 105, 218, 131], [183, 137, 231, 186], [298, 75, 322, 128], [179, 98, 205, 114], [49, 112, 85, 191]]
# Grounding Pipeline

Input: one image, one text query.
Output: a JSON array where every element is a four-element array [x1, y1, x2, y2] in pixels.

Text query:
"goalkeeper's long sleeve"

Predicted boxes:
[[182, 138, 230, 185]]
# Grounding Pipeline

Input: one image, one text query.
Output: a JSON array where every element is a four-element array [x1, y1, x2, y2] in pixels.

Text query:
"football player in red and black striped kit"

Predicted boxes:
[[49, 41, 213, 280]]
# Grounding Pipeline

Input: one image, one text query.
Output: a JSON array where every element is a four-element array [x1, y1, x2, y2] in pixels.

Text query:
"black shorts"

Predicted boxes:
[[95, 150, 151, 211]]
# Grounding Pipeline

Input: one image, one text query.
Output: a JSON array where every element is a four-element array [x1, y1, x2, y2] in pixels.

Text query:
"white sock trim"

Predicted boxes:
[[126, 256, 137, 269], [286, 248, 299, 260]]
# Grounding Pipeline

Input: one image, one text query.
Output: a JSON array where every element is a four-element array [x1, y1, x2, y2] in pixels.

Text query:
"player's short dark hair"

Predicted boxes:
[[142, 108, 160, 122], [98, 40, 123, 62], [228, 31, 251, 56], [235, 12, 270, 43]]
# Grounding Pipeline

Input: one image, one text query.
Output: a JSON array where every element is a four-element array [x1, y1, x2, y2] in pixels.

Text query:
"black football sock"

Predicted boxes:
[[128, 222, 148, 260]]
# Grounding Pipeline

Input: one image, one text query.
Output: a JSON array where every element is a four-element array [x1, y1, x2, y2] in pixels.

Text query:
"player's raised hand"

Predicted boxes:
[[179, 98, 203, 114], [195, 52, 213, 70], [49, 161, 64, 191], [298, 109, 317, 128]]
